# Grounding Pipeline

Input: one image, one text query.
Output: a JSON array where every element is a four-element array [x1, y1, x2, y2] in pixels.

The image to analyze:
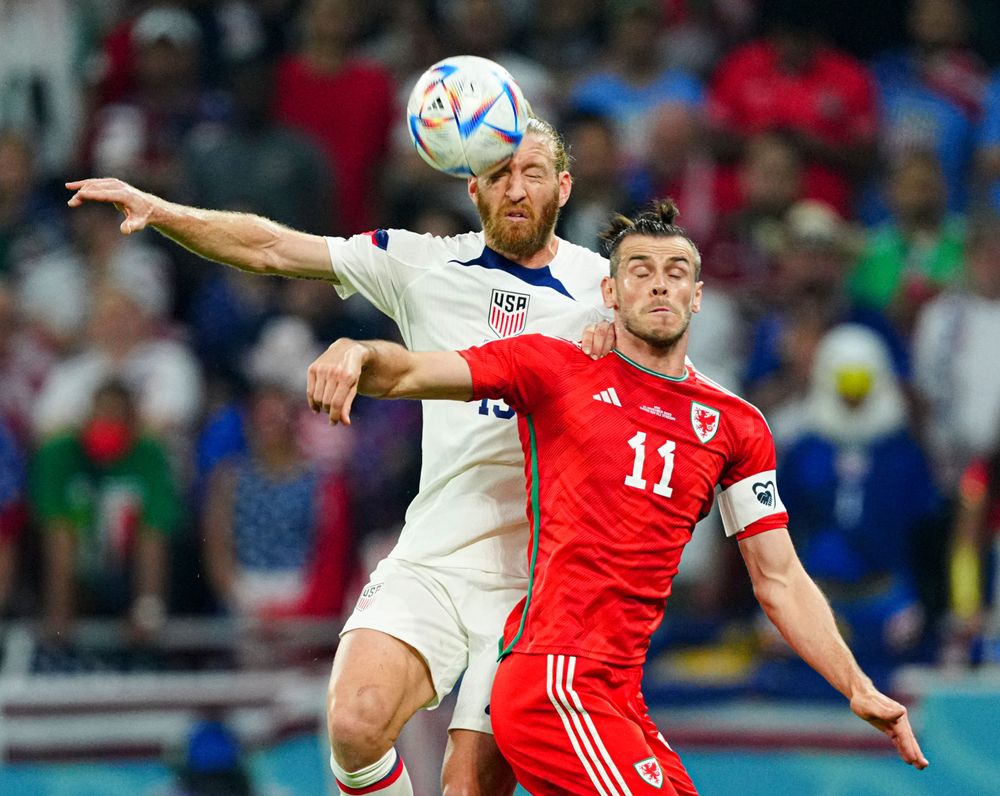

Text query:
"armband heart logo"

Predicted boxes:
[[752, 481, 775, 507]]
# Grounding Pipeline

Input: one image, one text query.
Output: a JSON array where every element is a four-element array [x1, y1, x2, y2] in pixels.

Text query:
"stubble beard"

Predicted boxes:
[[478, 187, 560, 260], [623, 306, 692, 350]]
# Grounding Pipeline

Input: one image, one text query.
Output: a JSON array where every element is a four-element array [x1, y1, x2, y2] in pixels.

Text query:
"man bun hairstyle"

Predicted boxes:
[[600, 198, 701, 278]]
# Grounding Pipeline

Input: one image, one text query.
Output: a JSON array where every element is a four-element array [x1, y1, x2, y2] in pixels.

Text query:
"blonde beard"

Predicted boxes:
[[477, 190, 560, 259]]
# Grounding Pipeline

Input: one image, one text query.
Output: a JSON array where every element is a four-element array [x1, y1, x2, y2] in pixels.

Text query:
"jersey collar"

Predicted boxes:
[[612, 349, 690, 382]]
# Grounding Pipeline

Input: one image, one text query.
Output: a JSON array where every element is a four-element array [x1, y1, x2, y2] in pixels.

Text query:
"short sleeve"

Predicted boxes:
[[325, 229, 437, 319], [717, 407, 789, 539], [457, 334, 574, 415]]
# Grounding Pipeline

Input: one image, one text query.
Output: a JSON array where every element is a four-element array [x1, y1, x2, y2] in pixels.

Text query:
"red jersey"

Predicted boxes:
[[459, 335, 788, 666]]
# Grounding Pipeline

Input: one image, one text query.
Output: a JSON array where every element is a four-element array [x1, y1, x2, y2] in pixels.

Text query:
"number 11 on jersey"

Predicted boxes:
[[625, 431, 676, 497]]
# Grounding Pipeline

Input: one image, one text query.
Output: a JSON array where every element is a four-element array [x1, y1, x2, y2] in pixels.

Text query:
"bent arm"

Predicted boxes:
[[358, 340, 473, 401], [66, 178, 333, 279], [740, 529, 928, 769], [307, 338, 473, 425]]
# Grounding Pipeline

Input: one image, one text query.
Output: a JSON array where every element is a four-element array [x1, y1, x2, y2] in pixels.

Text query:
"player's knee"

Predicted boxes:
[[326, 687, 395, 764]]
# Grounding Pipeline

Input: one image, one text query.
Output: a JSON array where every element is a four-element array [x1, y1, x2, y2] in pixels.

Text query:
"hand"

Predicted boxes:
[[65, 177, 160, 235], [581, 320, 616, 359], [850, 687, 928, 770], [307, 338, 370, 425]]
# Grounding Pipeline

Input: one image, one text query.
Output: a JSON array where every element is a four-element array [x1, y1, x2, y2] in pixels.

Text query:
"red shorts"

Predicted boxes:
[[491, 652, 698, 796]]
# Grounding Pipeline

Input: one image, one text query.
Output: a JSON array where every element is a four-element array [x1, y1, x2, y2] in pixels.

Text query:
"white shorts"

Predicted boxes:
[[341, 557, 527, 734]]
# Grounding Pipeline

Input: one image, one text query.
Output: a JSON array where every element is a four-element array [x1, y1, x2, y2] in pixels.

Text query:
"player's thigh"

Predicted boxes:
[[441, 728, 516, 796], [333, 559, 469, 720], [328, 628, 437, 738], [492, 654, 691, 796], [449, 570, 527, 735]]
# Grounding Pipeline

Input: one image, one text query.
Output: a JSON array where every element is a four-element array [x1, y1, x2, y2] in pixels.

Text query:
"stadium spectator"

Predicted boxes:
[[201, 318, 354, 621], [557, 112, 633, 252], [87, 5, 229, 200], [202, 380, 353, 622], [32, 266, 203, 446], [361, 0, 445, 83], [849, 148, 966, 337], [913, 214, 1000, 488], [274, 0, 395, 233], [523, 0, 604, 85], [568, 0, 703, 169], [31, 381, 178, 643], [0, 131, 68, 278], [625, 102, 725, 245], [706, 4, 878, 217], [705, 131, 806, 288], [743, 201, 906, 444], [774, 324, 941, 684], [185, 53, 332, 236], [442, 0, 557, 121], [863, 0, 986, 223], [0, 280, 58, 442]]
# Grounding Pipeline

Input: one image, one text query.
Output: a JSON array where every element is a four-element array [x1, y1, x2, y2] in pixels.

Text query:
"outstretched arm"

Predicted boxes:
[[307, 338, 473, 425], [739, 529, 929, 770], [65, 178, 332, 279]]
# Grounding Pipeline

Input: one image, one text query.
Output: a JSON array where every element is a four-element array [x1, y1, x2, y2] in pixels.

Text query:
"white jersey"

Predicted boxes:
[[325, 229, 608, 576]]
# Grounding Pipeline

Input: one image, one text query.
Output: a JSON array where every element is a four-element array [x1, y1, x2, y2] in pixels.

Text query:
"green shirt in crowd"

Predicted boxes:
[[31, 434, 179, 583], [849, 215, 966, 310]]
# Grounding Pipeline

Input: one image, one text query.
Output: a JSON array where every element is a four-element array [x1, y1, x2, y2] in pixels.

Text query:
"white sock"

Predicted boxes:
[[330, 747, 413, 795]]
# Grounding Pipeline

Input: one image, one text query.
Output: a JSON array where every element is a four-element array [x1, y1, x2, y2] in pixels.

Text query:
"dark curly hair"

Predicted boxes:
[[599, 199, 701, 278]]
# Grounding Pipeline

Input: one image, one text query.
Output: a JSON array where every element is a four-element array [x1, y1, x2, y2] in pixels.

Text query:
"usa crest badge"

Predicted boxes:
[[690, 401, 720, 444], [488, 289, 529, 338], [634, 756, 663, 789], [355, 582, 383, 611]]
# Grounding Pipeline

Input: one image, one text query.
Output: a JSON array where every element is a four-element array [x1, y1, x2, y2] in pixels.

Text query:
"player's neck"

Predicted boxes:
[[495, 236, 560, 270], [614, 326, 689, 379]]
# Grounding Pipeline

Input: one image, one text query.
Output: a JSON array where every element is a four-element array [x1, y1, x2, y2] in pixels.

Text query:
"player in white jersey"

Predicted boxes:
[[67, 117, 610, 796]]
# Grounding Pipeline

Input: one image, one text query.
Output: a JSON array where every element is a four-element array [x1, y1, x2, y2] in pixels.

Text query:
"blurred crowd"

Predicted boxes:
[[2, 0, 1000, 690]]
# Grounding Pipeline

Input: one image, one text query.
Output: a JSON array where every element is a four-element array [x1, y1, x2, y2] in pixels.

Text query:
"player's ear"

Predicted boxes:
[[558, 171, 572, 208], [601, 275, 617, 310], [691, 280, 703, 314], [467, 176, 478, 204]]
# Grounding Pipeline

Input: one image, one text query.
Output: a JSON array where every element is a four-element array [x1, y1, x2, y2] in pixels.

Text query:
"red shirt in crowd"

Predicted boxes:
[[708, 39, 878, 216], [275, 56, 395, 233]]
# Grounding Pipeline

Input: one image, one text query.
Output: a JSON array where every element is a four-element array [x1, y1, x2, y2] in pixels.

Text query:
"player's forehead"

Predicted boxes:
[[510, 132, 557, 172], [618, 234, 696, 267]]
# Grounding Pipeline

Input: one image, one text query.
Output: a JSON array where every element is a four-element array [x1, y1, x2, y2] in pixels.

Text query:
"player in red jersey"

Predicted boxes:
[[306, 200, 929, 794]]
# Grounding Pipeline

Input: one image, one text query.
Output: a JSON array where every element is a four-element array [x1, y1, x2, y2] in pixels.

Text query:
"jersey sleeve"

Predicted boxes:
[[716, 406, 788, 540], [457, 334, 573, 415], [324, 229, 436, 320]]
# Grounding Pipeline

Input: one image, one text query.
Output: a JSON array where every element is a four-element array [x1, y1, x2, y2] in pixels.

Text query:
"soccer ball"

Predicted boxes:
[[406, 55, 528, 178]]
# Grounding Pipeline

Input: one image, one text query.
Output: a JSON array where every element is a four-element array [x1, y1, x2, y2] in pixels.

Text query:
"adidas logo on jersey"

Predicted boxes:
[[592, 387, 622, 406]]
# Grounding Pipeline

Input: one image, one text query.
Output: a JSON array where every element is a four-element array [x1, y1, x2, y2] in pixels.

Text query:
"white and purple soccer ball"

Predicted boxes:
[[406, 55, 528, 178]]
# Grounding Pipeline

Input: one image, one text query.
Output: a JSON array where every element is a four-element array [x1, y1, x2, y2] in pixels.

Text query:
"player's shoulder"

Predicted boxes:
[[554, 237, 609, 268], [361, 228, 480, 255], [494, 333, 585, 362], [688, 364, 770, 428]]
